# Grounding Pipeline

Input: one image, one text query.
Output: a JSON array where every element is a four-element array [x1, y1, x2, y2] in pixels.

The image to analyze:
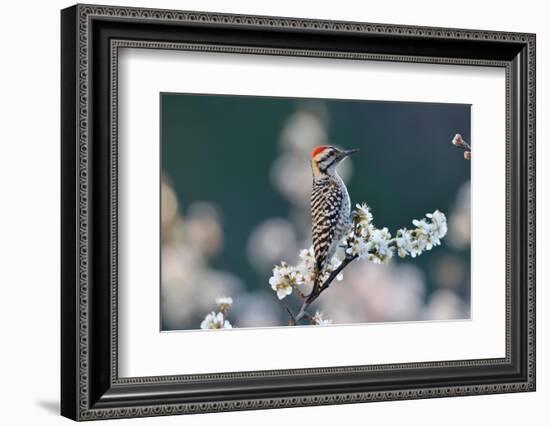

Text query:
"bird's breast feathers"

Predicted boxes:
[[311, 176, 350, 272]]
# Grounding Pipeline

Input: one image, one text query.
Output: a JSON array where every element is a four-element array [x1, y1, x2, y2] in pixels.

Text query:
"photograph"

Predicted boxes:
[[160, 94, 472, 331], [57, 3, 536, 421]]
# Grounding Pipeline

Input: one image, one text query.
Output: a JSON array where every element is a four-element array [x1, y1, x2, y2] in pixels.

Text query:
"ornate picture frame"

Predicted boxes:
[[61, 4, 535, 420]]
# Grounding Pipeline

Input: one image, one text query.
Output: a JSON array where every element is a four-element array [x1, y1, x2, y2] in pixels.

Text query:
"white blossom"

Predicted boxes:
[[268, 262, 303, 300], [215, 296, 233, 313], [346, 237, 370, 259], [200, 311, 232, 329], [345, 205, 447, 262], [396, 228, 414, 258], [412, 210, 448, 252], [294, 246, 344, 288], [347, 219, 394, 264], [316, 256, 345, 284], [395, 211, 448, 258], [408, 237, 425, 258], [428, 210, 448, 240], [296, 247, 316, 286], [312, 311, 333, 325], [412, 218, 435, 251], [355, 203, 373, 225], [359, 223, 374, 239], [366, 227, 393, 264], [268, 203, 448, 323]]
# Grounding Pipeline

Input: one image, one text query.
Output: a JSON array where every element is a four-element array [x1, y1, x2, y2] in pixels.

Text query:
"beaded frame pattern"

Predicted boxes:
[[73, 4, 535, 420]]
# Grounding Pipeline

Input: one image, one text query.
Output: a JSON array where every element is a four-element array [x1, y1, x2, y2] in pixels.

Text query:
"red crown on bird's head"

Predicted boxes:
[[310, 145, 332, 158]]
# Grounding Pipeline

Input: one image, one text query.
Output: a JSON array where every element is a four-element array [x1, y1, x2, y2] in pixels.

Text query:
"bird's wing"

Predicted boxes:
[[311, 179, 343, 273]]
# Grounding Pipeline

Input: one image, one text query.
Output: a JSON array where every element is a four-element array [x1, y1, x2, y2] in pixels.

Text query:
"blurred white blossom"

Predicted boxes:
[[247, 218, 299, 273], [232, 293, 281, 327], [448, 182, 471, 249], [215, 296, 233, 313], [425, 289, 466, 320], [280, 109, 329, 153], [161, 179, 179, 238], [396, 210, 448, 258], [160, 176, 243, 330], [312, 311, 333, 326], [200, 311, 233, 330], [319, 262, 426, 323], [185, 202, 224, 257], [433, 254, 466, 289]]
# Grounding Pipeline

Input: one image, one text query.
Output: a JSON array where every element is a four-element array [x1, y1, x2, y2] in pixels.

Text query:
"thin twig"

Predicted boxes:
[[278, 300, 297, 325], [295, 254, 358, 322], [310, 255, 358, 302], [295, 306, 311, 323], [452, 134, 471, 160], [292, 238, 399, 324]]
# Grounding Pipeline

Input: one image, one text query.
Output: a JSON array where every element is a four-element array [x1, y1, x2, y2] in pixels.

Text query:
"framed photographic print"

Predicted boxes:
[[61, 3, 536, 421]]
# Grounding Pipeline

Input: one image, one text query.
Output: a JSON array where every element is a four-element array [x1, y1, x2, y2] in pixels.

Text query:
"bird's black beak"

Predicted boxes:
[[340, 148, 360, 158]]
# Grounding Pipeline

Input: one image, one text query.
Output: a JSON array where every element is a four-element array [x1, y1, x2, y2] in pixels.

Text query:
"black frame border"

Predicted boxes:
[[61, 4, 536, 421]]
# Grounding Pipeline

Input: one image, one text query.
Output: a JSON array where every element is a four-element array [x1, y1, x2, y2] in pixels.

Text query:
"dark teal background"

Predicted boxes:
[[161, 93, 471, 329]]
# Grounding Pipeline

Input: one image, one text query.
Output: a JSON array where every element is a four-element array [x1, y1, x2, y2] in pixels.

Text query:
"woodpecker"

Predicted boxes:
[[308, 145, 359, 301]]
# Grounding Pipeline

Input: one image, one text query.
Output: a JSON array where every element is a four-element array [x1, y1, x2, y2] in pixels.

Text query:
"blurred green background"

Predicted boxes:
[[160, 93, 471, 331]]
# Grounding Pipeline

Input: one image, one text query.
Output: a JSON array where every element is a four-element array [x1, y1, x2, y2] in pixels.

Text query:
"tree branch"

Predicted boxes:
[[452, 134, 471, 160], [272, 207, 447, 326], [279, 299, 297, 325], [295, 254, 358, 322], [292, 240, 397, 323]]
